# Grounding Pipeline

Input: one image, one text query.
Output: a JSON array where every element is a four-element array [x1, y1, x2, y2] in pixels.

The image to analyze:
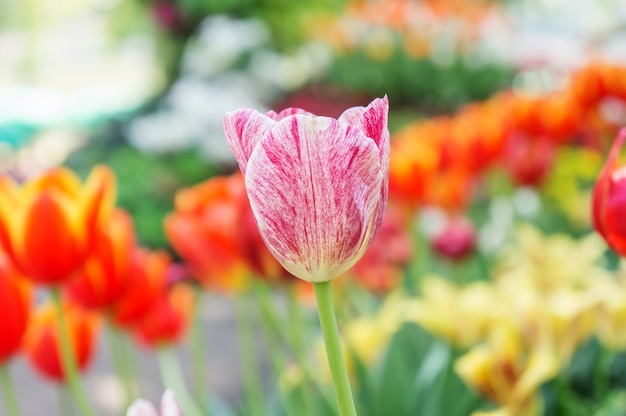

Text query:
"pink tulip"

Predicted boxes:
[[127, 390, 182, 416], [224, 97, 390, 282]]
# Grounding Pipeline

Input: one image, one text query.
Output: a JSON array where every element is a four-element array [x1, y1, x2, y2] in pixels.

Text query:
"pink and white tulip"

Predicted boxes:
[[224, 97, 390, 283], [127, 390, 182, 416]]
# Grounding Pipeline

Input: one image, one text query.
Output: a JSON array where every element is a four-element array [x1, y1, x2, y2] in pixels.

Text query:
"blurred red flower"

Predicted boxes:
[[0, 251, 32, 366], [0, 166, 115, 285], [24, 298, 99, 382], [66, 210, 136, 310]]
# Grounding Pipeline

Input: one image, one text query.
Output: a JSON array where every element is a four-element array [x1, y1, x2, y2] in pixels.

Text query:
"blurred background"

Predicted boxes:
[[2, 0, 626, 415]]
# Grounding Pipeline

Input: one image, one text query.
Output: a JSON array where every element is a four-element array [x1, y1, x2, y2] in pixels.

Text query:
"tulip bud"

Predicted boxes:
[[592, 128, 626, 256], [224, 97, 390, 282], [431, 217, 476, 262]]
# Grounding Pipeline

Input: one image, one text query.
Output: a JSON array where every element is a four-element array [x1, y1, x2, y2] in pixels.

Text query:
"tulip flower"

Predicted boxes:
[[456, 327, 558, 416], [592, 129, 626, 256], [127, 390, 182, 416], [66, 209, 136, 310], [0, 251, 32, 365], [0, 166, 115, 285], [225, 97, 389, 416], [110, 248, 169, 329], [504, 133, 556, 187], [165, 172, 292, 292], [431, 216, 476, 262], [23, 298, 99, 382], [133, 283, 194, 347], [224, 96, 389, 283]]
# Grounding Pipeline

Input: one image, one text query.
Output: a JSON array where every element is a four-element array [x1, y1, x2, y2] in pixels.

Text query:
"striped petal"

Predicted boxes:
[[245, 115, 385, 282], [224, 109, 276, 175], [339, 96, 390, 230]]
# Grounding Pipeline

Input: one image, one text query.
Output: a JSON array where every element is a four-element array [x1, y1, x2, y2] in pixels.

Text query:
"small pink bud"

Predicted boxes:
[[431, 217, 476, 262]]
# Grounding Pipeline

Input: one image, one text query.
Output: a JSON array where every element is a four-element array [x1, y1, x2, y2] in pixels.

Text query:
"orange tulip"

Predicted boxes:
[[23, 298, 99, 382], [0, 166, 116, 285], [165, 174, 249, 291], [110, 247, 168, 329], [65, 210, 135, 310], [165, 172, 291, 292], [133, 283, 194, 347], [0, 251, 32, 365]]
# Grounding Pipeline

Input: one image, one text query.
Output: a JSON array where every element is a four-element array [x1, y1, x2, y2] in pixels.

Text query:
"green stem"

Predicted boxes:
[[189, 288, 211, 414], [0, 366, 20, 416], [235, 295, 265, 416], [156, 347, 204, 416], [105, 322, 135, 408], [50, 287, 96, 416], [313, 281, 357, 416]]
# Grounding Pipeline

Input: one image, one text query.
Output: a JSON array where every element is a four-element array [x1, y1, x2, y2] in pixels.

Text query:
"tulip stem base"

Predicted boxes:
[[313, 281, 357, 416], [0, 366, 20, 416], [157, 347, 204, 416], [50, 287, 97, 416]]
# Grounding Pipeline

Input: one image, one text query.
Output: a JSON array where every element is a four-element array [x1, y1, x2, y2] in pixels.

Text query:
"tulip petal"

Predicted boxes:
[[160, 390, 182, 416], [127, 400, 159, 416], [14, 192, 84, 284], [224, 109, 276, 174], [0, 177, 18, 258], [339, 96, 389, 149], [593, 128, 626, 240], [339, 96, 390, 216], [245, 115, 385, 282], [265, 108, 313, 121]]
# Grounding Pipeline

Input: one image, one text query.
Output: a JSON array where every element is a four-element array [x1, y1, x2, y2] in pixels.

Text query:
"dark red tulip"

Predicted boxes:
[[593, 128, 626, 256]]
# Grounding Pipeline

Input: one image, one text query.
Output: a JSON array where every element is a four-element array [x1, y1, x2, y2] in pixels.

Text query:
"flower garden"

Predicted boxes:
[[1, 0, 626, 415]]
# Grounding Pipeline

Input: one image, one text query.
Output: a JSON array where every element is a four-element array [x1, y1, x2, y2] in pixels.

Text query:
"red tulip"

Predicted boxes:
[[165, 174, 254, 291], [24, 298, 99, 382], [133, 283, 194, 346], [0, 251, 32, 365], [0, 166, 115, 285], [431, 216, 476, 262], [110, 248, 168, 328], [66, 210, 136, 310], [504, 133, 555, 187], [349, 204, 412, 293], [593, 128, 626, 256]]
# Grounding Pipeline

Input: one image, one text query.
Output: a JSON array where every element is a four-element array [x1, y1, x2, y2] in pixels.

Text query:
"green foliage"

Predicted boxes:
[[329, 48, 514, 112], [541, 338, 626, 416], [351, 323, 486, 416]]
